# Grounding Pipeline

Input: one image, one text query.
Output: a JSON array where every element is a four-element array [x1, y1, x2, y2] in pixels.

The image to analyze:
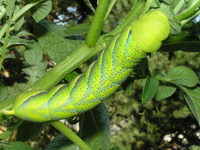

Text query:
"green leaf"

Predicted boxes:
[[4, 0, 15, 16], [150, 0, 160, 8], [167, 66, 198, 87], [13, 16, 24, 31], [173, 106, 191, 118], [4, 36, 34, 47], [79, 103, 110, 150], [125, 82, 134, 95], [30, 0, 52, 23], [165, 31, 190, 43], [161, 40, 200, 52], [13, 5, 24, 31], [44, 134, 73, 150], [142, 76, 159, 103], [22, 62, 48, 83], [34, 21, 83, 63], [181, 86, 200, 126], [0, 140, 11, 148], [158, 3, 181, 34], [45, 104, 110, 150], [36, 21, 89, 38], [64, 24, 89, 37], [16, 122, 45, 141], [132, 58, 148, 79], [0, 120, 22, 140], [2, 141, 34, 150], [37, 20, 67, 38], [171, 0, 189, 14], [0, 83, 8, 100], [189, 145, 200, 150], [155, 84, 177, 101], [155, 70, 168, 80], [65, 71, 79, 82], [5, 53, 15, 59], [24, 48, 43, 65], [16, 30, 33, 37]]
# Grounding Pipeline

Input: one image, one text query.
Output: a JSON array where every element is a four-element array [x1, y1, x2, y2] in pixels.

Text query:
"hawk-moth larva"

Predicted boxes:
[[3, 10, 170, 122]]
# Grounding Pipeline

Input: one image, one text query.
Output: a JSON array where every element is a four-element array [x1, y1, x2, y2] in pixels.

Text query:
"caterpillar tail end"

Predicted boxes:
[[2, 109, 15, 116]]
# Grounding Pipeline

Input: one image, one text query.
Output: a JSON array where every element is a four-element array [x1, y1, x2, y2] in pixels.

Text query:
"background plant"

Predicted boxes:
[[0, 0, 199, 150]]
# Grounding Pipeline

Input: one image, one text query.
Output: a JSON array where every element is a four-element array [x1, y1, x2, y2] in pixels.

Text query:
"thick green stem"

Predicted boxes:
[[25, 42, 107, 91], [85, 0, 110, 47], [177, 1, 200, 21], [107, 0, 146, 36], [50, 121, 91, 150]]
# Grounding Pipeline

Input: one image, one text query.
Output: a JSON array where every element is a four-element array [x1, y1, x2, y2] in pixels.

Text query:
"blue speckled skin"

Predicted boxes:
[[6, 10, 170, 122]]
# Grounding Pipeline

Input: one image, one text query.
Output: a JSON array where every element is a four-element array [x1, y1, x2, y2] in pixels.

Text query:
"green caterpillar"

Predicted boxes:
[[3, 10, 170, 122]]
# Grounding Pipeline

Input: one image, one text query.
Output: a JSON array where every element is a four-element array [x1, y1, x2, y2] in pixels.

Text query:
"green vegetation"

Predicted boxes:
[[0, 0, 199, 150]]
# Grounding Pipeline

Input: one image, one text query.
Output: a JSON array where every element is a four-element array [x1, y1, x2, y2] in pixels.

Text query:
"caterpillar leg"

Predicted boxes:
[[2, 109, 15, 115]]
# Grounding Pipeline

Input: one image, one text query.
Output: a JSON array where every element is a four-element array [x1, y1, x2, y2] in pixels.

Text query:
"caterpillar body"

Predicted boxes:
[[4, 10, 170, 122]]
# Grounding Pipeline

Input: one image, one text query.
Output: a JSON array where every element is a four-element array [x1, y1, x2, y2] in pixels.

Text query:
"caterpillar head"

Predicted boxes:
[[131, 10, 170, 53]]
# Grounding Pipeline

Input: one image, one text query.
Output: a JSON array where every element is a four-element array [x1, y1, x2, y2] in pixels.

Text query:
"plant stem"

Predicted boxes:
[[50, 121, 91, 150], [0, 120, 23, 140], [25, 42, 107, 91], [107, 0, 146, 36], [85, 0, 110, 47], [181, 10, 200, 25], [12, 0, 42, 22], [105, 0, 117, 20], [0, 0, 41, 39], [177, 1, 200, 21], [82, 0, 95, 13], [0, 16, 11, 70]]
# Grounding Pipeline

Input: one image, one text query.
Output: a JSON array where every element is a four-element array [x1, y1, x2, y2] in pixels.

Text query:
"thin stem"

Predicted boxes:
[[85, 0, 110, 47], [50, 121, 91, 150], [12, 0, 42, 22], [141, 0, 153, 14], [177, 1, 200, 21], [0, 16, 11, 70], [0, 0, 41, 39], [0, 120, 23, 140], [181, 10, 200, 25], [82, 0, 95, 13], [104, 0, 117, 20]]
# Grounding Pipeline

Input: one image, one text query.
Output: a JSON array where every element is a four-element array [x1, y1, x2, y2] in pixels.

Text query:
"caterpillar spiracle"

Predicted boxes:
[[3, 10, 170, 122]]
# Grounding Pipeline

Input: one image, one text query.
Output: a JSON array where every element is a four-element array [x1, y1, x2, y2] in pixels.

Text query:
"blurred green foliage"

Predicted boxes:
[[0, 0, 199, 150]]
